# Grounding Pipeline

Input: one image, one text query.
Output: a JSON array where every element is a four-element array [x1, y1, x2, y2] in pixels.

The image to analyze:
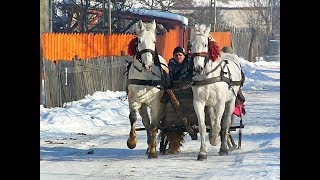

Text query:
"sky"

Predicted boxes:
[[40, 55, 280, 180]]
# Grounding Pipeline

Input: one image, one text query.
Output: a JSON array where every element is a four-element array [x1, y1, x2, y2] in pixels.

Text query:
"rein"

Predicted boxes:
[[132, 48, 155, 71], [191, 52, 210, 68], [190, 38, 221, 72]]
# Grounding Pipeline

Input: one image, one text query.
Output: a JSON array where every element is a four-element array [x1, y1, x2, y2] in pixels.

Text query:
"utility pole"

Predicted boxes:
[[270, 0, 274, 35], [49, 0, 53, 32], [108, 0, 112, 34], [102, 0, 106, 31], [210, 0, 213, 28], [213, 0, 216, 32]]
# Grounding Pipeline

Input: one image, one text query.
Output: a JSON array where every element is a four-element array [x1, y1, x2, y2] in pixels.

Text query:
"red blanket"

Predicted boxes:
[[233, 90, 246, 117], [233, 102, 245, 117]]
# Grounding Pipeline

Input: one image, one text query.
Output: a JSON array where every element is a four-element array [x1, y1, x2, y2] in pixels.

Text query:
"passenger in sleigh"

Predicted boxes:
[[160, 45, 193, 108], [160, 45, 194, 103], [167, 45, 193, 90]]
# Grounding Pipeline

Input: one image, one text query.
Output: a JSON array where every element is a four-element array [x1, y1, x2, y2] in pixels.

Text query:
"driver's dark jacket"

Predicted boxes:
[[161, 54, 193, 103], [168, 55, 193, 82]]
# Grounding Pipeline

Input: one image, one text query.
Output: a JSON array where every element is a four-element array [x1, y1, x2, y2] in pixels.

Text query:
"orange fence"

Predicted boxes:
[[210, 32, 231, 49], [41, 33, 137, 61], [157, 29, 180, 61], [41, 31, 231, 62]]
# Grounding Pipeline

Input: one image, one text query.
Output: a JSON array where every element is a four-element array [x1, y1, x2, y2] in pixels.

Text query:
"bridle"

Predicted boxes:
[[136, 49, 156, 65], [190, 38, 213, 69], [132, 46, 158, 75], [191, 51, 210, 69]]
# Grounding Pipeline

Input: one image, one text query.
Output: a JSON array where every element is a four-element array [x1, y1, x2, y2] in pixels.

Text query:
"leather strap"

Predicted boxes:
[[128, 79, 163, 87], [192, 76, 242, 86]]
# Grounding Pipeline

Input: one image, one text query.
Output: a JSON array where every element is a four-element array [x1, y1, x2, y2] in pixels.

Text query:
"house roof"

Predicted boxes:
[[127, 8, 188, 26]]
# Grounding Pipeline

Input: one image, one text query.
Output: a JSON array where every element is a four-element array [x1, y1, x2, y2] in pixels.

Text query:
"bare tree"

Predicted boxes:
[[247, 0, 280, 36], [51, 0, 141, 33], [237, 0, 280, 61], [185, 8, 227, 29], [271, 0, 280, 37], [166, 0, 228, 30]]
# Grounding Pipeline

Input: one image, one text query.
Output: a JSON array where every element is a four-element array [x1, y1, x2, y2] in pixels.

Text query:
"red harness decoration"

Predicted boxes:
[[233, 102, 245, 117], [127, 37, 138, 57], [208, 41, 221, 61], [233, 90, 246, 118]]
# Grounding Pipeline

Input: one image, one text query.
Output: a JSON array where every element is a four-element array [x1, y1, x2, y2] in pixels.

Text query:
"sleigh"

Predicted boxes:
[[135, 80, 245, 154]]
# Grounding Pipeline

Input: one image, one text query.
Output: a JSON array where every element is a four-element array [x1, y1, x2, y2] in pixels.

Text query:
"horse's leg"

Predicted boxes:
[[158, 101, 167, 128], [147, 101, 161, 159], [209, 101, 225, 146], [227, 115, 237, 151], [193, 100, 207, 160], [127, 102, 141, 149], [219, 100, 234, 156], [139, 104, 150, 154], [158, 101, 169, 154], [207, 106, 217, 146]]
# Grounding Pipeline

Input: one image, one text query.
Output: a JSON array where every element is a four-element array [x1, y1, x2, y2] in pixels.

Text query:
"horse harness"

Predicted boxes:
[[125, 47, 168, 89], [191, 52, 244, 96]]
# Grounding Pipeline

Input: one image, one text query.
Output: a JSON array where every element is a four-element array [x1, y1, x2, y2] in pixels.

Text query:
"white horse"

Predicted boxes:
[[190, 24, 243, 160], [126, 20, 169, 158]]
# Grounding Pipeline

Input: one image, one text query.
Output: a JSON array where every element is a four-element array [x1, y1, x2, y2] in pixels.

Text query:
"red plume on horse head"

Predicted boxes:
[[208, 37, 221, 61], [127, 37, 138, 57]]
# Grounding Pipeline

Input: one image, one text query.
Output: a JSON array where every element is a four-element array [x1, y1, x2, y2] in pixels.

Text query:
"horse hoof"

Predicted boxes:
[[127, 140, 136, 149], [197, 154, 207, 161], [219, 149, 228, 156], [148, 153, 158, 159]]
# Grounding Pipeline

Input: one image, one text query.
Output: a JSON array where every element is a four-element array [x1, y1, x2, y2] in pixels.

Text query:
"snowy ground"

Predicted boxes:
[[40, 58, 280, 180]]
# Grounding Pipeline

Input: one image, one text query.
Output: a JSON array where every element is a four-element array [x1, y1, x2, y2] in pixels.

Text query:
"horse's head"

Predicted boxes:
[[190, 24, 221, 75], [190, 24, 212, 75], [135, 20, 157, 71]]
